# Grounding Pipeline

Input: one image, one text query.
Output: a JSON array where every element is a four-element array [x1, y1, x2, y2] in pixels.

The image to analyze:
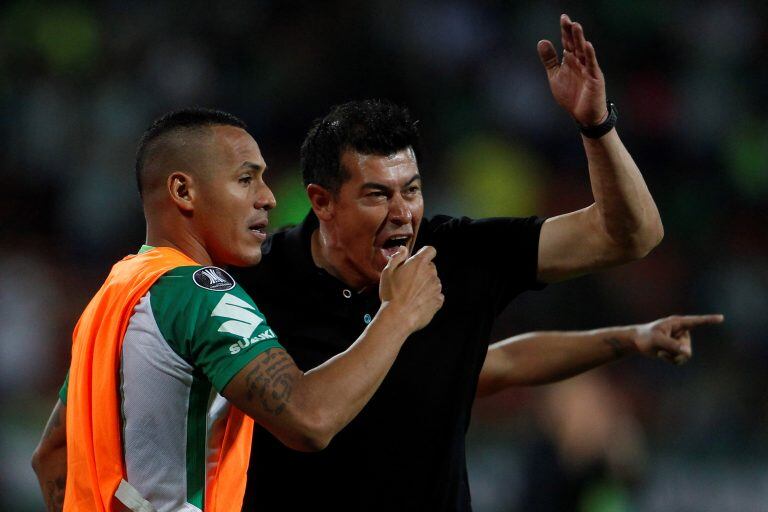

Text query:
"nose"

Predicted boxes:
[[256, 182, 277, 211], [388, 193, 412, 226]]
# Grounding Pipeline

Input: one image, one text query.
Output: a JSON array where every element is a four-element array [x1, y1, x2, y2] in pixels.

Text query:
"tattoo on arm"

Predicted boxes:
[[44, 476, 65, 512], [604, 337, 630, 359], [243, 348, 297, 416], [35, 402, 67, 512]]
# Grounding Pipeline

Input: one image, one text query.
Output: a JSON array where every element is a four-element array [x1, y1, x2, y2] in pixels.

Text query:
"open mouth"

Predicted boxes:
[[249, 220, 268, 239], [379, 234, 411, 258]]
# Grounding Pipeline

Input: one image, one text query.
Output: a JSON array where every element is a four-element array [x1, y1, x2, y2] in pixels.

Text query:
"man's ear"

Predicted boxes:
[[307, 184, 335, 221], [168, 172, 196, 213]]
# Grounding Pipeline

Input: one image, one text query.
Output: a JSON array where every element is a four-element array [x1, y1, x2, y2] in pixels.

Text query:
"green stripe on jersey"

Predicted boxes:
[[186, 376, 211, 507], [59, 371, 69, 404]]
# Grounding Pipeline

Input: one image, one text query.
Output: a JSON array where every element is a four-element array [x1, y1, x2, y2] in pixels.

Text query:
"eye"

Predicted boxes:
[[239, 175, 253, 185]]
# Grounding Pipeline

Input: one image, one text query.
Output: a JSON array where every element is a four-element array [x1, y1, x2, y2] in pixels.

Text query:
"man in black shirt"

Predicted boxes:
[[237, 15, 720, 510]]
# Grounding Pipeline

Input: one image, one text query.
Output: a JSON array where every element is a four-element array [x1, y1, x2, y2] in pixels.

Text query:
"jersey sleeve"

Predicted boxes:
[[148, 266, 284, 393]]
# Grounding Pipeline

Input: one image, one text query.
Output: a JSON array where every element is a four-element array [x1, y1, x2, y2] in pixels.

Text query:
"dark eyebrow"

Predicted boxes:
[[360, 173, 422, 191], [404, 174, 422, 186]]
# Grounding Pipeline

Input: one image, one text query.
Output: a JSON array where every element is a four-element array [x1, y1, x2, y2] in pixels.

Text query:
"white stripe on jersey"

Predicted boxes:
[[120, 292, 229, 512]]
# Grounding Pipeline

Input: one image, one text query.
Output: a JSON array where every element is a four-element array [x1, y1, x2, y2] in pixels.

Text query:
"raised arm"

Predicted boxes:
[[223, 246, 443, 451], [477, 314, 723, 397], [31, 399, 67, 512], [536, 14, 663, 283]]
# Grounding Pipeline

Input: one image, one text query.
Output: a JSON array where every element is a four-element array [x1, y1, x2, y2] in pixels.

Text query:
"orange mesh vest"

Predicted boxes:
[[64, 247, 254, 512]]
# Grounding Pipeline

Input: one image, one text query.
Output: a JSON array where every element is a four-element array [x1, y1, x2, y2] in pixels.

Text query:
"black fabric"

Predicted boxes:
[[235, 211, 545, 511]]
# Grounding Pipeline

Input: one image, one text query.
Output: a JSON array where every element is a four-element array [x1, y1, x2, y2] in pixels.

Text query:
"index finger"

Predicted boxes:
[[671, 314, 725, 330]]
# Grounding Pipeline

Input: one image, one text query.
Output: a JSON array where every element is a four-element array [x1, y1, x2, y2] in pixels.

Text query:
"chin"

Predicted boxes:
[[240, 251, 263, 267]]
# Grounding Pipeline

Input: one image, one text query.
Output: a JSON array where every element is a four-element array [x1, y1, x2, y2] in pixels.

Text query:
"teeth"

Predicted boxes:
[[382, 236, 410, 249]]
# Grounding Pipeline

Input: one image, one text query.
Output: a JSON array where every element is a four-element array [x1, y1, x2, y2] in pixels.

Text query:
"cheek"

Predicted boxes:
[[341, 208, 382, 238], [411, 199, 424, 220]]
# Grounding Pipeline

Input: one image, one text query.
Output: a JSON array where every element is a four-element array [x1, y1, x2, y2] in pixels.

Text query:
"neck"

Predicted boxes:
[[311, 228, 373, 292], [145, 222, 213, 266]]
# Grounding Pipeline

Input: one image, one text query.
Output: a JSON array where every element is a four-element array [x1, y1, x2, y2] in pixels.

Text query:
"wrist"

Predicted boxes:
[[578, 101, 617, 139], [375, 301, 415, 341], [593, 326, 639, 358]]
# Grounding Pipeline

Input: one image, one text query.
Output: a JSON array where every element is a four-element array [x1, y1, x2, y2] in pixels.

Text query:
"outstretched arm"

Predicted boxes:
[[32, 400, 67, 512], [477, 314, 723, 397], [224, 247, 444, 451], [536, 14, 663, 283]]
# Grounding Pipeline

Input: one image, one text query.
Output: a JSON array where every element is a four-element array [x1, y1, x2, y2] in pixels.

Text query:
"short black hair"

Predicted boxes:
[[300, 99, 421, 194], [135, 107, 247, 197]]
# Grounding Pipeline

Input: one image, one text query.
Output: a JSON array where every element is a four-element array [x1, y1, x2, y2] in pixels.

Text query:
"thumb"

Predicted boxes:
[[537, 40, 559, 76], [381, 247, 407, 280]]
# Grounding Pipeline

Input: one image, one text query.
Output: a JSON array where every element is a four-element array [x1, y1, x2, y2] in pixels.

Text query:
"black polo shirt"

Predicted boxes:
[[235, 211, 544, 511]]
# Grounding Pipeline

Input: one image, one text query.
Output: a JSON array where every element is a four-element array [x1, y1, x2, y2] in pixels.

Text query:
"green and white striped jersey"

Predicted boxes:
[[61, 259, 282, 511]]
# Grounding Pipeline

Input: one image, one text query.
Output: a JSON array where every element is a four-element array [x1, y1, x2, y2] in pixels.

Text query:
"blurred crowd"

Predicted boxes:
[[1, 1, 766, 510]]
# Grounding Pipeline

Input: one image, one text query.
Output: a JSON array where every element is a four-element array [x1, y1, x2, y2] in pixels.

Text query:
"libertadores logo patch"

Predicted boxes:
[[193, 266, 236, 291]]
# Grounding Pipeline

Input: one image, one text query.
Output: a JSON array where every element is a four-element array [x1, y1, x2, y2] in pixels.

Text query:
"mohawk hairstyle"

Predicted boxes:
[[300, 99, 421, 194], [135, 107, 247, 197]]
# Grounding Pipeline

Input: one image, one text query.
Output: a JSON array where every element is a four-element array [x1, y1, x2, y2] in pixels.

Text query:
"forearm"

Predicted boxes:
[[477, 327, 637, 396], [228, 302, 413, 451], [582, 129, 663, 255], [536, 130, 664, 282], [32, 401, 67, 512], [33, 449, 67, 512], [227, 246, 442, 451]]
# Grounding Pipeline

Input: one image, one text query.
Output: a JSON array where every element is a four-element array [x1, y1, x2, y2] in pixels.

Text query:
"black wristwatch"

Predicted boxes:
[[577, 101, 617, 139]]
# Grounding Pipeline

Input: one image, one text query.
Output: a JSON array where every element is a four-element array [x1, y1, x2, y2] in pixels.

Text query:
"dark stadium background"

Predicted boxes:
[[2, 1, 766, 510]]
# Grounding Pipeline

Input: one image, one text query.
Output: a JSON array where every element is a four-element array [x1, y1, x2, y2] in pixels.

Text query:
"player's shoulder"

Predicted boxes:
[[147, 265, 278, 372], [151, 265, 257, 312], [148, 265, 268, 343], [155, 265, 234, 289], [181, 265, 237, 291]]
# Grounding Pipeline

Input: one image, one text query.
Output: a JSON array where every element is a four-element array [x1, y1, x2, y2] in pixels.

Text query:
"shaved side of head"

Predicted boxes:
[[135, 108, 247, 201], [138, 127, 214, 199]]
